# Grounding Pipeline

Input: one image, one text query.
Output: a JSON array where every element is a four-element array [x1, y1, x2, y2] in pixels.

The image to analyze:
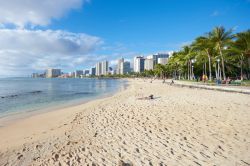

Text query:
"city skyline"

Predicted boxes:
[[33, 51, 170, 78], [0, 0, 250, 77]]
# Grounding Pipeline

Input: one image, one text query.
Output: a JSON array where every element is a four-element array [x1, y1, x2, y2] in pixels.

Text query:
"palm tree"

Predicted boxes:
[[155, 64, 167, 80], [192, 36, 214, 81], [209, 26, 234, 80], [230, 30, 250, 80], [181, 46, 196, 80], [168, 53, 182, 79]]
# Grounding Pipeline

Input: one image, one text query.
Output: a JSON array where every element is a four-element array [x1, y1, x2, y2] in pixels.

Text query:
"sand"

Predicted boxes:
[[0, 79, 250, 166]]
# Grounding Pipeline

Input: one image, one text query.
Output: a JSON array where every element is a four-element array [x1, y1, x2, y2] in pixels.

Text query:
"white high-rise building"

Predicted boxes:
[[117, 58, 124, 74], [158, 58, 168, 65], [95, 61, 109, 76], [134, 56, 145, 73], [144, 58, 154, 70], [101, 61, 109, 75], [95, 62, 102, 76], [116, 58, 131, 75]]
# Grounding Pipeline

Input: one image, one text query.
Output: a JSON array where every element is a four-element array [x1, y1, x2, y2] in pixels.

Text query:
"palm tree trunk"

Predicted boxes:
[[215, 64, 217, 80], [219, 47, 226, 80], [206, 50, 212, 81], [241, 53, 243, 81], [189, 60, 192, 80], [187, 61, 190, 80], [203, 63, 204, 75], [205, 61, 207, 75], [208, 56, 212, 81]]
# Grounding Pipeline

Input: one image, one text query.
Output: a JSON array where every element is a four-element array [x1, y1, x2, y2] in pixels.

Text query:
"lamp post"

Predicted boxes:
[[217, 59, 221, 80], [192, 65, 194, 80], [191, 59, 195, 80]]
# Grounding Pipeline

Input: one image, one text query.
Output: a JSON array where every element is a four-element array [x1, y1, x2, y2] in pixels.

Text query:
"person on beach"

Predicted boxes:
[[170, 79, 174, 85], [137, 94, 154, 100], [202, 74, 208, 83]]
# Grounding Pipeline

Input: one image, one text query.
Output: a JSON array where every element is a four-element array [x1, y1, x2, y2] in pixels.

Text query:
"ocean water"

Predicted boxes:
[[0, 77, 127, 119]]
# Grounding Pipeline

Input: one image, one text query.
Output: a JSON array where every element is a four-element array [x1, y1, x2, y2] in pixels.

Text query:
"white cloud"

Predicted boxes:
[[0, 0, 86, 27], [0, 29, 102, 76]]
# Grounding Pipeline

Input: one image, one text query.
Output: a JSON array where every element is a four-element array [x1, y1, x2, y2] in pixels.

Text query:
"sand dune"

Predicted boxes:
[[0, 79, 250, 165]]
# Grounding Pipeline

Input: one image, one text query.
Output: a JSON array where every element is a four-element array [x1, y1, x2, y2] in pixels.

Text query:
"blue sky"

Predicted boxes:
[[0, 0, 249, 76], [49, 0, 250, 53]]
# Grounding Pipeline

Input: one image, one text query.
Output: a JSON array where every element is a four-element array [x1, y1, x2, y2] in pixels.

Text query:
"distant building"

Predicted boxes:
[[68, 72, 75, 78], [101, 61, 109, 75], [59, 73, 70, 78], [91, 67, 96, 76], [158, 58, 168, 65], [147, 53, 169, 67], [117, 58, 131, 75], [95, 62, 102, 76], [144, 58, 154, 70], [122, 61, 131, 74], [75, 70, 83, 78], [134, 56, 145, 73], [95, 61, 109, 76], [117, 58, 124, 74], [84, 70, 90, 75], [46, 69, 61, 78], [32, 73, 39, 78]]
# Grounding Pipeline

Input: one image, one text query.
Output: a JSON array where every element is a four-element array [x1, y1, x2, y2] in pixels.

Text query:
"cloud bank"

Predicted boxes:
[[0, 0, 86, 27], [0, 0, 107, 76], [0, 29, 102, 76]]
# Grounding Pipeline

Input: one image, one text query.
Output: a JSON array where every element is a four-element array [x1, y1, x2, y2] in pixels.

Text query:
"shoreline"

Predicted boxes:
[[0, 79, 128, 126], [0, 79, 249, 165], [0, 80, 130, 150]]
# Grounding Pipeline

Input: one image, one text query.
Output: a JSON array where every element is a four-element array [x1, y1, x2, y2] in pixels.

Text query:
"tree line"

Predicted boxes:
[[142, 26, 250, 82]]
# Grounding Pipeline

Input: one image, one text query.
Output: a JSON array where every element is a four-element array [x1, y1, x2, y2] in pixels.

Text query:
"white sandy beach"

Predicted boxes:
[[0, 79, 250, 166]]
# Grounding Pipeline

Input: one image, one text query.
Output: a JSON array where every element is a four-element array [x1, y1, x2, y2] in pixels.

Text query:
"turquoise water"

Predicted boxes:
[[0, 78, 127, 118]]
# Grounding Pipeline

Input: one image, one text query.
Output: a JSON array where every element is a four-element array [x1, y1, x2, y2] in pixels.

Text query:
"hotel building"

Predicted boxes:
[[134, 56, 145, 73], [91, 67, 96, 76], [75, 70, 83, 78], [158, 58, 168, 65], [144, 58, 154, 70], [117, 58, 131, 75], [46, 69, 61, 78], [95, 61, 109, 76], [147, 53, 169, 67], [101, 61, 109, 75], [95, 62, 102, 76]]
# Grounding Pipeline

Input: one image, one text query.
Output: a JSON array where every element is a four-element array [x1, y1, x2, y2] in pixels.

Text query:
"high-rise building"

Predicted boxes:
[[95, 61, 109, 76], [84, 70, 90, 75], [117, 58, 124, 74], [32, 73, 39, 78], [147, 53, 169, 67], [91, 67, 96, 76], [122, 61, 131, 74], [144, 58, 154, 70], [75, 70, 83, 78], [134, 56, 145, 73], [95, 62, 102, 76], [68, 72, 75, 78], [101, 61, 109, 75], [46, 69, 61, 78], [158, 58, 168, 65]]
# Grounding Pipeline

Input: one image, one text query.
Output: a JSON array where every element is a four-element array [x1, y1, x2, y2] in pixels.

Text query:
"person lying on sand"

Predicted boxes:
[[170, 80, 174, 85], [137, 94, 154, 100]]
